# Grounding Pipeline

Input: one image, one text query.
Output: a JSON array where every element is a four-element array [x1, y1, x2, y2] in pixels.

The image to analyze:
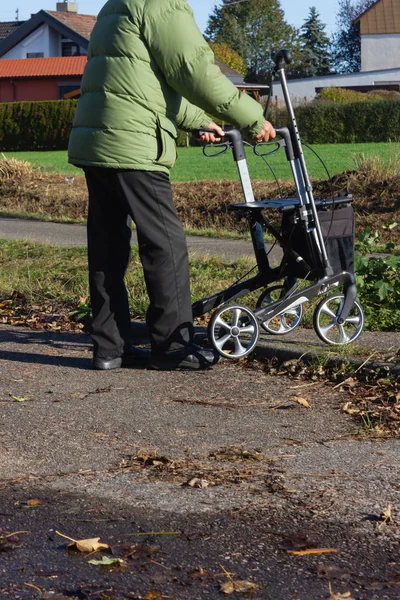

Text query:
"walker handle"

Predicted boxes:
[[198, 128, 245, 162], [273, 49, 292, 70], [274, 126, 295, 161]]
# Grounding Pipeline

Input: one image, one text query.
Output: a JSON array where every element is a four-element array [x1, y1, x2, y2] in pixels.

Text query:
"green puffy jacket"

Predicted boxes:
[[68, 0, 265, 172]]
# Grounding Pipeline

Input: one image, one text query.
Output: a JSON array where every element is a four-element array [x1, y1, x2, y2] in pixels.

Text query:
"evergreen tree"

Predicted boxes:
[[331, 0, 376, 73], [205, 0, 300, 82], [298, 7, 331, 77]]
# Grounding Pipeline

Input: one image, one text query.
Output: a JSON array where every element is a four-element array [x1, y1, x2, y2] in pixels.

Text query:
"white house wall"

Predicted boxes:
[[270, 68, 400, 104], [361, 34, 400, 71], [2, 24, 62, 58]]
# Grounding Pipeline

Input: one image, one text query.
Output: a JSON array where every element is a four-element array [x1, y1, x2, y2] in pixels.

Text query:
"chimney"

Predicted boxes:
[[56, 2, 78, 12]]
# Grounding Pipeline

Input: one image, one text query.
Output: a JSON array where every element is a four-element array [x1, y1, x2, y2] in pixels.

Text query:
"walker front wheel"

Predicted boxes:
[[313, 294, 364, 345], [208, 305, 259, 359], [256, 285, 303, 335]]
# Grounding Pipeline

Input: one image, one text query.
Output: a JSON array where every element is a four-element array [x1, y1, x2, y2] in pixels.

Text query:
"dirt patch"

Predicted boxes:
[[0, 157, 399, 244]]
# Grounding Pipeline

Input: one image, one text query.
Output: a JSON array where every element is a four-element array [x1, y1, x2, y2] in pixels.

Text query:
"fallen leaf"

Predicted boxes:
[[342, 402, 360, 415], [56, 530, 109, 553], [25, 499, 43, 506], [10, 395, 31, 402], [292, 396, 311, 409], [288, 548, 338, 556], [378, 504, 393, 529], [328, 583, 355, 599], [220, 580, 260, 594], [88, 556, 124, 566], [186, 477, 209, 488]]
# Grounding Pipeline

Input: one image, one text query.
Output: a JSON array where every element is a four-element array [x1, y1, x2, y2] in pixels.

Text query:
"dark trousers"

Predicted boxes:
[[84, 167, 194, 358]]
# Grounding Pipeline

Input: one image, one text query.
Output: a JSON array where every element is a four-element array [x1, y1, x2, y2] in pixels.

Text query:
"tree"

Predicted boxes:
[[331, 0, 376, 73], [297, 7, 331, 77], [205, 0, 301, 82], [209, 42, 248, 77]]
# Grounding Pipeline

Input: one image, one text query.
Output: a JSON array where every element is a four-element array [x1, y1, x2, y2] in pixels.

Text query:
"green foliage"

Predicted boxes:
[[331, 0, 375, 73], [209, 41, 247, 77], [292, 100, 400, 143], [0, 100, 77, 151], [205, 0, 300, 82], [319, 87, 386, 103], [297, 7, 331, 77], [355, 228, 400, 331]]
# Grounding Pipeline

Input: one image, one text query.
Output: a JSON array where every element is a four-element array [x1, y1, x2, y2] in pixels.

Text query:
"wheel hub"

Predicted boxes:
[[231, 326, 240, 336]]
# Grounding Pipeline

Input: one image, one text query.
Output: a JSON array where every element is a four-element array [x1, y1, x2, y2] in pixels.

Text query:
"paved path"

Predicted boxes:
[[0, 323, 399, 599], [0, 217, 285, 263]]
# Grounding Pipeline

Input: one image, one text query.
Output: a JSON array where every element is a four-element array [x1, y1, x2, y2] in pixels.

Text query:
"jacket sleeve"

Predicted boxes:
[[176, 97, 211, 131], [142, 0, 265, 137]]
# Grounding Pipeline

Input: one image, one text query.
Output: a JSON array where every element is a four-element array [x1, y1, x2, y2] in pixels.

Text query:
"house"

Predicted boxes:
[[354, 0, 400, 71], [0, 3, 94, 60], [270, 0, 400, 103], [0, 55, 86, 102], [0, 2, 269, 103]]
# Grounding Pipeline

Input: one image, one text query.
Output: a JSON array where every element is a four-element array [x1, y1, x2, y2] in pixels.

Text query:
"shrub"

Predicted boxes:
[[0, 100, 77, 151], [292, 100, 400, 143], [355, 228, 400, 332]]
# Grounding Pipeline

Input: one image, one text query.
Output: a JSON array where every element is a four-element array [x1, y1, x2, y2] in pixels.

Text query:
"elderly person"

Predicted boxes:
[[68, 0, 275, 371]]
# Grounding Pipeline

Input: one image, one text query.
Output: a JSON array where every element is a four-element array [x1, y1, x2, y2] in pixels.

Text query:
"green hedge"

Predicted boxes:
[[0, 100, 78, 151], [0, 99, 204, 151], [291, 100, 400, 144]]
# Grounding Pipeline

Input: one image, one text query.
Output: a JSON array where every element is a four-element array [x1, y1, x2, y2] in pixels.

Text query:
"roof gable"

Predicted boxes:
[[0, 55, 87, 78], [355, 0, 400, 34], [0, 10, 96, 57]]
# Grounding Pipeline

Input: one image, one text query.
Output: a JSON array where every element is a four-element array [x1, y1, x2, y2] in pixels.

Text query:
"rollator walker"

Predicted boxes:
[[192, 49, 364, 360]]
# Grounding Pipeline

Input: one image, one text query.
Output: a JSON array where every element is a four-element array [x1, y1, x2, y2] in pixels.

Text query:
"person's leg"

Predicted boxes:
[[115, 170, 194, 353], [84, 167, 133, 360]]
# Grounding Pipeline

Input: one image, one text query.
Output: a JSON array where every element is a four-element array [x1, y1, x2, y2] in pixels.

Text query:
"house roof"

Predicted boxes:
[[0, 9, 93, 57], [0, 21, 25, 40], [45, 10, 96, 39], [0, 10, 250, 86], [0, 55, 87, 79]]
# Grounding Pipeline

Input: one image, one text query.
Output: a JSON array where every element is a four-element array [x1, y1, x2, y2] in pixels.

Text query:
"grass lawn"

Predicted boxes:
[[4, 141, 400, 181]]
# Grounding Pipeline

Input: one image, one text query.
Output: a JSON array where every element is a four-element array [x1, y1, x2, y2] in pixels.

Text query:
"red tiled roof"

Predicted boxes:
[[46, 10, 97, 39], [0, 56, 87, 78]]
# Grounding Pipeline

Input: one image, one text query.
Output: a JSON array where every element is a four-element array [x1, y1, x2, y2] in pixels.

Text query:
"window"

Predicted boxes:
[[62, 42, 80, 56], [26, 52, 44, 58], [58, 84, 80, 99]]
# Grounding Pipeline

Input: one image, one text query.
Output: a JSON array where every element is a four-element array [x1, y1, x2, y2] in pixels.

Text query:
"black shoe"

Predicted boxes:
[[149, 344, 221, 371], [92, 345, 150, 370]]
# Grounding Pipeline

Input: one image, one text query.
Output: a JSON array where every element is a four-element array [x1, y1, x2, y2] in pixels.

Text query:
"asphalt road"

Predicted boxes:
[[0, 217, 285, 264], [0, 324, 399, 599]]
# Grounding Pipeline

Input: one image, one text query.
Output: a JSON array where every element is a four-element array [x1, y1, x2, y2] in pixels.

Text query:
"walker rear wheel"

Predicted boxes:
[[256, 285, 303, 335], [208, 305, 259, 359], [313, 294, 364, 345]]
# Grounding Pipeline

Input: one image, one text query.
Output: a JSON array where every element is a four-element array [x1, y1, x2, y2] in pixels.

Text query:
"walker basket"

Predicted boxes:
[[282, 204, 355, 276]]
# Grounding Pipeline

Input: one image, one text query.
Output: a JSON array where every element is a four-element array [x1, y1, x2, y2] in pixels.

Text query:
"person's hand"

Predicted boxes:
[[199, 121, 224, 143], [255, 120, 276, 143]]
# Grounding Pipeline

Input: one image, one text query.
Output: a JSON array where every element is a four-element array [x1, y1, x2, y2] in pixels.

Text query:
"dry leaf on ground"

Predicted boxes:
[[88, 556, 124, 566], [328, 582, 355, 599], [292, 396, 311, 409], [288, 548, 338, 556], [220, 580, 260, 594], [56, 530, 109, 552], [186, 477, 210, 488], [378, 504, 393, 529], [342, 402, 360, 415]]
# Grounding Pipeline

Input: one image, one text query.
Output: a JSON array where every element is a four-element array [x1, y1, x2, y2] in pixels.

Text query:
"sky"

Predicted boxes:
[[0, 1, 339, 35]]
